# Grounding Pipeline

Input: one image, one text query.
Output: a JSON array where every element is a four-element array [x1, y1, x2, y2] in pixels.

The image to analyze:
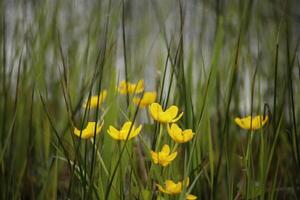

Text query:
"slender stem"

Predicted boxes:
[[155, 123, 163, 151], [90, 139, 109, 177]]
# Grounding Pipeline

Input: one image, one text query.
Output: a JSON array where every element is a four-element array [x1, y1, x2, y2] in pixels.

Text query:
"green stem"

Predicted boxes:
[[90, 139, 109, 177], [155, 123, 164, 151]]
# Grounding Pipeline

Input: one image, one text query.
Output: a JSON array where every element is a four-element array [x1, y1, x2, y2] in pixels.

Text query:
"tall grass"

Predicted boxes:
[[0, 0, 300, 199]]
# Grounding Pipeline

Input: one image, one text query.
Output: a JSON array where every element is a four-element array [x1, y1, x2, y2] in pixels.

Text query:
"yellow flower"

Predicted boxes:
[[133, 91, 157, 108], [118, 80, 144, 94], [150, 144, 177, 167], [149, 103, 183, 123], [74, 121, 104, 139], [167, 123, 195, 143], [156, 178, 196, 199], [234, 115, 268, 130], [82, 90, 107, 108], [156, 178, 189, 195], [107, 121, 142, 140]]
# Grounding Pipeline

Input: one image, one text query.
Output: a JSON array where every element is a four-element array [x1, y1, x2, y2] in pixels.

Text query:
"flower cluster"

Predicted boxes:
[[73, 80, 152, 140], [73, 79, 198, 199], [72, 78, 270, 199], [148, 102, 196, 198]]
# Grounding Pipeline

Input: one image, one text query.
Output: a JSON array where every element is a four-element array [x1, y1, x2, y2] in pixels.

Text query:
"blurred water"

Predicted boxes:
[[3, 0, 300, 114]]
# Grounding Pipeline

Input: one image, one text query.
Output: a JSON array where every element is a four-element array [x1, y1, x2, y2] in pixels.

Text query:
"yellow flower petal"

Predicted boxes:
[[165, 106, 179, 119], [161, 144, 171, 154], [129, 124, 142, 139], [150, 151, 159, 164], [167, 152, 178, 162], [107, 126, 121, 140], [122, 121, 133, 130], [171, 111, 184, 123], [149, 103, 162, 121]]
